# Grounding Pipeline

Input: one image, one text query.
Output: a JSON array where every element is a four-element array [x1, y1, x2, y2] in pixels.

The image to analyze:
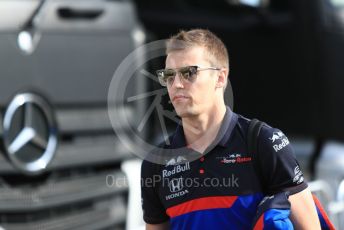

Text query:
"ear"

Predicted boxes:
[[215, 68, 228, 88]]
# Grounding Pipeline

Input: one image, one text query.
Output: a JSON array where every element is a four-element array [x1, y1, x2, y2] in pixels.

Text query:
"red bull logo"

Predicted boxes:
[[269, 131, 284, 143]]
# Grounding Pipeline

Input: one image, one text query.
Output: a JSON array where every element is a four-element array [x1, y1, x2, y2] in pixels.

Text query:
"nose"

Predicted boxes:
[[171, 73, 184, 89]]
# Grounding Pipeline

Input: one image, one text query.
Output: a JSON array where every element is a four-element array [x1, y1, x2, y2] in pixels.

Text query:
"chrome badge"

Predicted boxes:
[[2, 93, 58, 175]]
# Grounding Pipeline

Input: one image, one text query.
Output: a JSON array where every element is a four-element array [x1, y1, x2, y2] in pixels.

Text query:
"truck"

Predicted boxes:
[[0, 0, 146, 229]]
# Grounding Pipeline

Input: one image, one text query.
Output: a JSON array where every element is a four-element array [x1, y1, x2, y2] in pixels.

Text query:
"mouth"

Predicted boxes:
[[173, 95, 189, 101]]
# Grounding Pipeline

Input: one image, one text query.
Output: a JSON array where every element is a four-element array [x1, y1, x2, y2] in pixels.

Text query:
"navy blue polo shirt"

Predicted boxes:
[[141, 107, 307, 229]]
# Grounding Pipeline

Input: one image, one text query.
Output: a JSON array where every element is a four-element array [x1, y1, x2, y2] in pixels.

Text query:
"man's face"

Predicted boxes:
[[165, 47, 219, 118]]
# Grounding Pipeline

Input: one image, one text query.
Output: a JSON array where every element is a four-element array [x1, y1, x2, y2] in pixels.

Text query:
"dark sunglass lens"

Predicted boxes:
[[158, 69, 176, 86], [180, 66, 197, 81]]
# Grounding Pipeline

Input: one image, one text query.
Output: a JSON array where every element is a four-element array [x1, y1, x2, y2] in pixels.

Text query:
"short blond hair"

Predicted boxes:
[[166, 29, 229, 71]]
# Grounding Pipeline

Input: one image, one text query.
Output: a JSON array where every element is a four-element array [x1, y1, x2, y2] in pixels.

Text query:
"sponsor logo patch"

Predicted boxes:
[[293, 165, 304, 184], [162, 162, 190, 178], [166, 177, 189, 200], [270, 131, 290, 152], [269, 131, 284, 143], [165, 156, 187, 166], [218, 153, 252, 164]]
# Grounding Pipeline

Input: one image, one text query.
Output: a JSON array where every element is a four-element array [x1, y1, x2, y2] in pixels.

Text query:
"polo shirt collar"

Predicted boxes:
[[217, 106, 238, 147], [170, 106, 238, 149]]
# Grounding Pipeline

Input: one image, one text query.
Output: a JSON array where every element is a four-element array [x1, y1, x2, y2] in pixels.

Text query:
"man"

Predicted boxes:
[[141, 29, 321, 229]]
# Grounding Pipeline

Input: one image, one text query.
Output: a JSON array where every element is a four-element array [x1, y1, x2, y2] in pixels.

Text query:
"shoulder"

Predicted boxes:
[[235, 113, 292, 153], [258, 124, 291, 153], [236, 113, 289, 142]]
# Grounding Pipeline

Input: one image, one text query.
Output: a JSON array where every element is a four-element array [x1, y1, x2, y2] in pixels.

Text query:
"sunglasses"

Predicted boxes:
[[156, 65, 221, 87]]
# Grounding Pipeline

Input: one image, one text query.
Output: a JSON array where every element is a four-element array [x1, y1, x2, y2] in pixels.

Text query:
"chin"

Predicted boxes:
[[175, 107, 197, 118]]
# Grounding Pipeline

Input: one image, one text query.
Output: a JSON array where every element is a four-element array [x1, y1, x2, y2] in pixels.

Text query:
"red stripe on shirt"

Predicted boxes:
[[253, 214, 264, 230], [166, 196, 238, 218]]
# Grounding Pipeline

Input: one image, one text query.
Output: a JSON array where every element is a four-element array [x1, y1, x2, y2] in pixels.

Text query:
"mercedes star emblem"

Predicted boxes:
[[2, 92, 58, 175]]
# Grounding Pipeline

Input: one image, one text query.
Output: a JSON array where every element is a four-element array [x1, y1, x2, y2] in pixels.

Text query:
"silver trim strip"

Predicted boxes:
[[0, 197, 126, 230], [0, 171, 127, 211]]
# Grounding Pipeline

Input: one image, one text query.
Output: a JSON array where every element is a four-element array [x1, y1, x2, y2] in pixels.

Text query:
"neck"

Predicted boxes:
[[182, 103, 227, 153]]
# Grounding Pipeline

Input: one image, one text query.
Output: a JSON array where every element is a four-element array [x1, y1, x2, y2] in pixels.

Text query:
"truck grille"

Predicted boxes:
[[0, 105, 134, 230]]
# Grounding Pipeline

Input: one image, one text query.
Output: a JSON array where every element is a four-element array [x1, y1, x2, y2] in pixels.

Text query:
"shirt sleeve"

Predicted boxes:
[[257, 125, 308, 195], [141, 160, 169, 224]]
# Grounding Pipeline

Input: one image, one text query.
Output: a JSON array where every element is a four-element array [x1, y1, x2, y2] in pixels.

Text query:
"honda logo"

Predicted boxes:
[[169, 177, 183, 193]]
